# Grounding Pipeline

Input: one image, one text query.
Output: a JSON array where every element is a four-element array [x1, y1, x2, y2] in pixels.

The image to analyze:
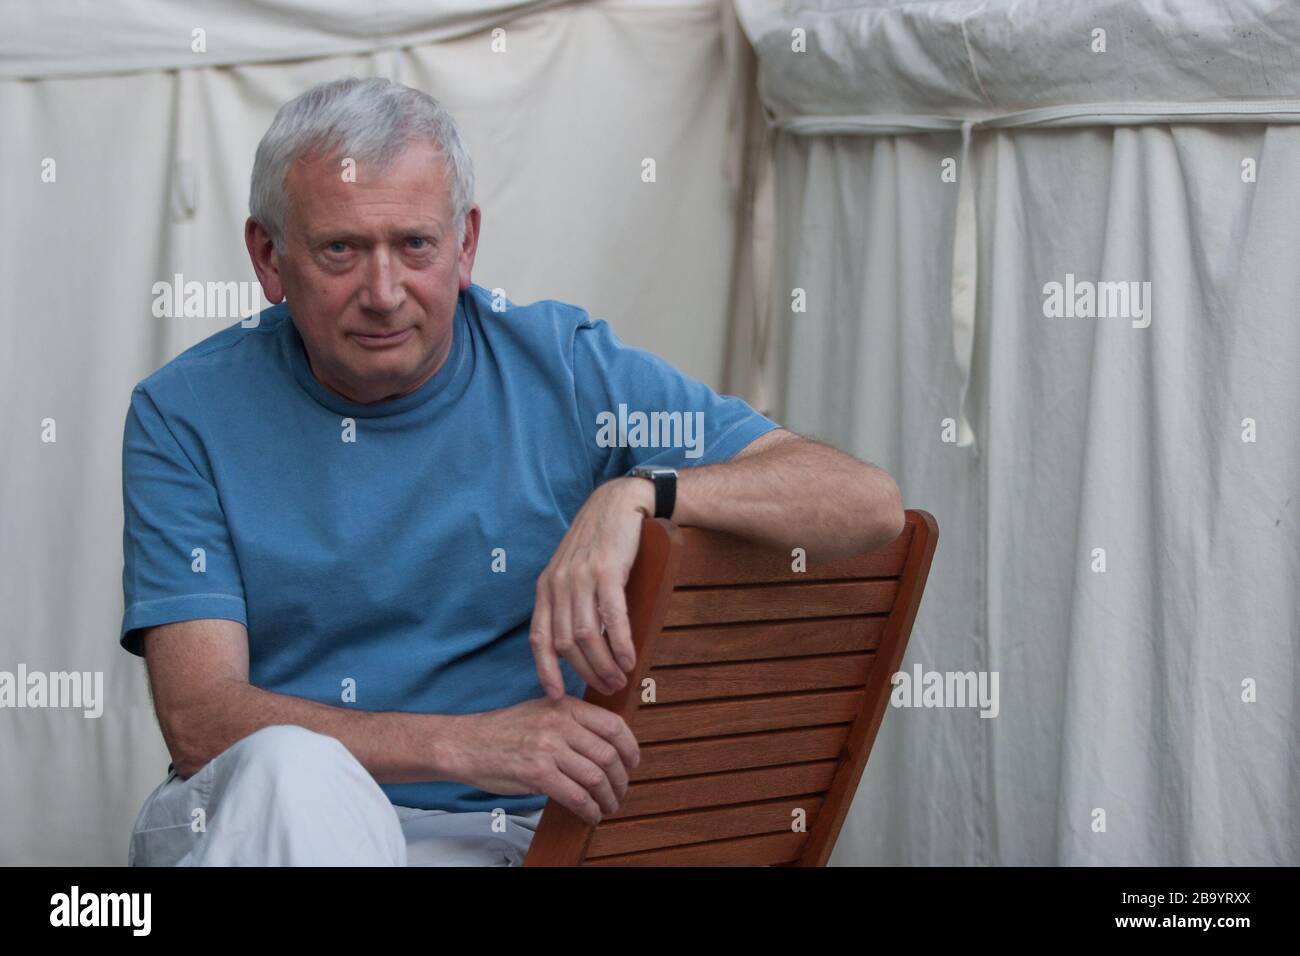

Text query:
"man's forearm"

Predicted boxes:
[[172, 679, 466, 784], [624, 433, 905, 561]]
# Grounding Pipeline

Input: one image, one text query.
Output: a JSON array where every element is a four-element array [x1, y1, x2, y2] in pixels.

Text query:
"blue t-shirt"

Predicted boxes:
[[120, 282, 780, 813]]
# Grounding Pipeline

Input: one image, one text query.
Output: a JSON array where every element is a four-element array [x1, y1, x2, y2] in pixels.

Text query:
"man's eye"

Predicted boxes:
[[327, 241, 348, 254], [407, 237, 427, 250]]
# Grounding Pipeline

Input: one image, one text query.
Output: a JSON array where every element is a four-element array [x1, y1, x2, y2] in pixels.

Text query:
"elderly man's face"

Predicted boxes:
[[246, 138, 480, 404]]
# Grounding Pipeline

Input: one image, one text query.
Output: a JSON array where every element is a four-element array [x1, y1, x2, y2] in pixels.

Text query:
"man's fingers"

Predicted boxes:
[[597, 575, 635, 673], [570, 570, 625, 693], [540, 766, 604, 826], [552, 748, 620, 819], [529, 587, 566, 699], [549, 572, 593, 695], [567, 722, 631, 800], [549, 570, 612, 695], [569, 699, 640, 771]]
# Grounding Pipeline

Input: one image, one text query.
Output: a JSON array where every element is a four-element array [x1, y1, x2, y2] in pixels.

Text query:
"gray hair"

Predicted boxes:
[[249, 76, 475, 254]]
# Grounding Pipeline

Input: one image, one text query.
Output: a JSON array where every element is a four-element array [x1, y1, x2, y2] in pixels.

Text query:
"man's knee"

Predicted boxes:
[[217, 725, 375, 798], [194, 725, 406, 865], [227, 724, 354, 772]]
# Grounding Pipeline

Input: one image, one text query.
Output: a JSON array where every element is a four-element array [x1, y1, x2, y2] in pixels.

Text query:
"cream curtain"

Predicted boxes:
[[740, 0, 1300, 864], [0, 0, 757, 865]]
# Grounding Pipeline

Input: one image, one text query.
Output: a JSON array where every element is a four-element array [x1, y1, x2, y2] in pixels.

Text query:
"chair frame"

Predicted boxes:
[[524, 509, 939, 866]]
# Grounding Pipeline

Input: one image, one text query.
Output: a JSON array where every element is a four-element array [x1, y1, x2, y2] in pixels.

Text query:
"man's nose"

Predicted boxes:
[[359, 247, 406, 313]]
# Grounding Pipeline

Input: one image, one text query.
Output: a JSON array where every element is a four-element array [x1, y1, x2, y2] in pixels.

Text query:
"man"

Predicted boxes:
[[120, 76, 904, 866]]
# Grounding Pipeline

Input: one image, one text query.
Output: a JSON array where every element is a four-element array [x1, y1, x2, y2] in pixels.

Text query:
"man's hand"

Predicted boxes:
[[530, 476, 653, 699], [448, 696, 640, 824]]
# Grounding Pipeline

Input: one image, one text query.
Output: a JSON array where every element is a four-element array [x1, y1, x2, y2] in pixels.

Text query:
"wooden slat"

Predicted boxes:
[[674, 522, 914, 586], [653, 616, 886, 665], [645, 653, 874, 703], [664, 580, 898, 627], [613, 760, 838, 818], [588, 795, 825, 857], [634, 690, 861, 742], [583, 831, 807, 867], [632, 724, 850, 780]]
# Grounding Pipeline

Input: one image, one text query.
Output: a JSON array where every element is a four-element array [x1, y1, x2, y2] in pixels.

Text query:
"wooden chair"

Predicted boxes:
[[523, 509, 939, 866]]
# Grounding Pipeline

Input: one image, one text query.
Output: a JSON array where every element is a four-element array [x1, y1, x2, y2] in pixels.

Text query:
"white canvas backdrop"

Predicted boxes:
[[740, 0, 1300, 864], [0, 0, 760, 865]]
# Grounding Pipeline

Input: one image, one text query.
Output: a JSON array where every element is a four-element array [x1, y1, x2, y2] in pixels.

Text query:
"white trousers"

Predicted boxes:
[[127, 725, 545, 866]]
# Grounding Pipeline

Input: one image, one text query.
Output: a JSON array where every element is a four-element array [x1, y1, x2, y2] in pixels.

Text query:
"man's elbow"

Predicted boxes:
[[865, 475, 906, 551], [158, 709, 215, 779], [164, 734, 203, 780], [805, 469, 904, 560]]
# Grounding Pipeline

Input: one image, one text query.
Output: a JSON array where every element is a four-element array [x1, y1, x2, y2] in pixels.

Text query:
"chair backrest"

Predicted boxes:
[[523, 508, 939, 866]]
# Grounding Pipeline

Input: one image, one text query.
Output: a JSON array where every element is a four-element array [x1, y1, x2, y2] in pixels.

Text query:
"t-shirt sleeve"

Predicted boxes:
[[572, 317, 782, 485], [119, 385, 247, 657]]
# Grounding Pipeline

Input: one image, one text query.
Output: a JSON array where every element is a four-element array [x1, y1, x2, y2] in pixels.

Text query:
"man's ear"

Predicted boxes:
[[456, 204, 482, 291], [245, 217, 286, 304]]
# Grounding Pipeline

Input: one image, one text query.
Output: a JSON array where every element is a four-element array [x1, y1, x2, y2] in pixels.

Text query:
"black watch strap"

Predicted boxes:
[[630, 466, 677, 520]]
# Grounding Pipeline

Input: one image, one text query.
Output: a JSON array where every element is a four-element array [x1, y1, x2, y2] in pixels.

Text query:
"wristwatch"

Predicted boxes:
[[629, 465, 678, 520]]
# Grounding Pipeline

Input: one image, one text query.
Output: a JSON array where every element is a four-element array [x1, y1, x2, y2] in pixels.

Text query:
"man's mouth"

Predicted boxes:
[[351, 327, 414, 348]]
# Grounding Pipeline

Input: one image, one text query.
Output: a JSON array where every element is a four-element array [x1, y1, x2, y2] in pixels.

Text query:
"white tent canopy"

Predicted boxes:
[[737, 0, 1300, 119]]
